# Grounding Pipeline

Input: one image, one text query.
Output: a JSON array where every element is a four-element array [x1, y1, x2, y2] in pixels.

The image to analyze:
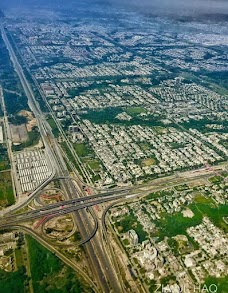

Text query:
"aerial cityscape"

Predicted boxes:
[[0, 0, 227, 292]]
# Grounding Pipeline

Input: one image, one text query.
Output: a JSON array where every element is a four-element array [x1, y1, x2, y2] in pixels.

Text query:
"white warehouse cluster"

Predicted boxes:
[[15, 149, 51, 193]]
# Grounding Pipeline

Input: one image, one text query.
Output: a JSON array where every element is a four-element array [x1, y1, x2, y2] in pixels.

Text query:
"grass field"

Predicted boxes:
[[154, 208, 202, 240], [208, 175, 223, 184], [126, 107, 146, 116], [27, 235, 92, 293], [0, 171, 15, 207], [139, 142, 150, 151], [154, 201, 228, 240], [116, 213, 148, 243], [194, 193, 213, 204], [0, 267, 27, 293], [205, 276, 228, 293], [146, 190, 174, 201], [154, 126, 166, 134], [86, 159, 100, 171], [73, 142, 91, 158], [0, 144, 10, 171], [192, 202, 228, 233], [0, 161, 8, 171], [141, 158, 156, 167], [47, 117, 60, 137], [15, 248, 24, 268]]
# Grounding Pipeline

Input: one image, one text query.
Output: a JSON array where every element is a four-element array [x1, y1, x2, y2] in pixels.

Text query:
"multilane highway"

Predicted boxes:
[[1, 26, 123, 292], [0, 193, 137, 228], [2, 24, 227, 292]]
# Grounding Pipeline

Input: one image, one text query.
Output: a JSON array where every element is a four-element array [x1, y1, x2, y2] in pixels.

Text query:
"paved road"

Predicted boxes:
[[12, 224, 99, 292], [0, 194, 127, 226], [2, 25, 227, 293], [1, 26, 122, 292]]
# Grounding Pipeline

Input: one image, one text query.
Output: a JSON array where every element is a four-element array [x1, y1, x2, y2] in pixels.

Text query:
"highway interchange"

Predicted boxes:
[[0, 25, 123, 293]]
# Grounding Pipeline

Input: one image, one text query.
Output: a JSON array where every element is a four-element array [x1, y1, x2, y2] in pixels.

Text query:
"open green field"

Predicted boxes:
[[139, 142, 151, 151], [0, 235, 93, 293], [85, 159, 100, 171], [153, 126, 166, 134], [141, 158, 156, 167], [208, 175, 223, 184], [146, 190, 174, 201], [0, 161, 8, 171], [153, 208, 202, 240], [194, 193, 213, 204], [205, 276, 228, 293], [73, 143, 91, 158], [115, 213, 148, 243], [15, 248, 24, 268], [62, 141, 101, 182], [126, 106, 146, 116], [154, 201, 228, 240], [0, 171, 15, 207], [0, 266, 27, 293], [27, 235, 92, 293], [80, 107, 168, 128]]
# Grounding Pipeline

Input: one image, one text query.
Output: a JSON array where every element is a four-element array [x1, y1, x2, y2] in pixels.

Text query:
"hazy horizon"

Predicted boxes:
[[1, 0, 228, 16]]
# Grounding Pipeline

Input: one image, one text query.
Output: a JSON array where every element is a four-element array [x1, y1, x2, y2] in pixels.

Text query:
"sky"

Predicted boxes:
[[108, 0, 228, 16], [1, 0, 228, 17]]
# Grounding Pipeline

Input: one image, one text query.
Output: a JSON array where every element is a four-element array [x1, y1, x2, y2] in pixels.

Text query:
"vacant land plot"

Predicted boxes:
[[154, 126, 167, 134], [0, 171, 14, 207], [12, 127, 41, 151], [139, 142, 150, 151], [10, 124, 28, 144], [141, 158, 156, 167], [0, 145, 10, 171]]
